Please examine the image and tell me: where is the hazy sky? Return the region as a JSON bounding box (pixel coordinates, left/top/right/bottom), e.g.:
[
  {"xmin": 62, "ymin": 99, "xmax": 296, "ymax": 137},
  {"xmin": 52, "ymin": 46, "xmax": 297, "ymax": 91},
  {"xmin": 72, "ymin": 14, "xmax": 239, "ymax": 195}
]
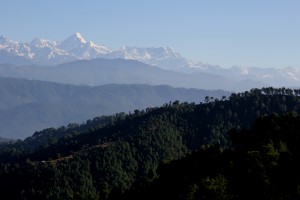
[{"xmin": 0, "ymin": 0, "xmax": 299, "ymax": 68}]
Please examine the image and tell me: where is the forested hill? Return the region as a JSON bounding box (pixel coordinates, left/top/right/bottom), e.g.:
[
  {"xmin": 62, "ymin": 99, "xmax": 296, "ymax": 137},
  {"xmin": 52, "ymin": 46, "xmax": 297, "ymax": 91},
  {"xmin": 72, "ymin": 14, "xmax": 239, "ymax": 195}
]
[
  {"xmin": 1, "ymin": 87, "xmax": 300, "ymax": 199},
  {"xmin": 129, "ymin": 113, "xmax": 300, "ymax": 199}
]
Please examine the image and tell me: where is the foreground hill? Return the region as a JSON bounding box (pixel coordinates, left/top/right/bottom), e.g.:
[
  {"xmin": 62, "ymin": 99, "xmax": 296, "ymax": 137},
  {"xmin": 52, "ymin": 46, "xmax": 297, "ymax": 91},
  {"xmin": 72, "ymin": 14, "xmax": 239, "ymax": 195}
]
[
  {"xmin": 129, "ymin": 113, "xmax": 300, "ymax": 199},
  {"xmin": 0, "ymin": 77, "xmax": 229, "ymax": 139},
  {"xmin": 0, "ymin": 88, "xmax": 300, "ymax": 199}
]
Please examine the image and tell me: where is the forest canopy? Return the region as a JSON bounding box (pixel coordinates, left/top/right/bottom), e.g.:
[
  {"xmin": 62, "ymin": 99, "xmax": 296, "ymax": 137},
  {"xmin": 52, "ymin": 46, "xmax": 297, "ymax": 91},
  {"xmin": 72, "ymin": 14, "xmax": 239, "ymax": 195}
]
[{"xmin": 1, "ymin": 87, "xmax": 300, "ymax": 199}]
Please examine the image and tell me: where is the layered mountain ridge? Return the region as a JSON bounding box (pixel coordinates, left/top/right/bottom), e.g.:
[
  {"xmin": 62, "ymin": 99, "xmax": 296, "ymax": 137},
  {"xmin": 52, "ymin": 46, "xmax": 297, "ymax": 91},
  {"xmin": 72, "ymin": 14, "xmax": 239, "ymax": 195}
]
[
  {"xmin": 0, "ymin": 58, "xmax": 265, "ymax": 91},
  {"xmin": 0, "ymin": 33, "xmax": 299, "ymax": 87},
  {"xmin": 0, "ymin": 77, "xmax": 230, "ymax": 139},
  {"xmin": 0, "ymin": 33, "xmax": 186, "ymax": 68}
]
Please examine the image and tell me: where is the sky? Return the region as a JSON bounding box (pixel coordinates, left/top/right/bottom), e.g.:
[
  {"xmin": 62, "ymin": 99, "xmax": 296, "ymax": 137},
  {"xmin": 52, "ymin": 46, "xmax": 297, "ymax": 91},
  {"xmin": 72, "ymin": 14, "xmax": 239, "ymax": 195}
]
[{"xmin": 0, "ymin": 0, "xmax": 299, "ymax": 68}]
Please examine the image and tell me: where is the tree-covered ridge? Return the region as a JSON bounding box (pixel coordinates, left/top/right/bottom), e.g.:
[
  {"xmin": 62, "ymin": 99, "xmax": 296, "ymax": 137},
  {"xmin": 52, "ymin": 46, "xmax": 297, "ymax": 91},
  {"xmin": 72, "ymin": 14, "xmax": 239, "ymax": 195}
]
[
  {"xmin": 1, "ymin": 87, "xmax": 300, "ymax": 199},
  {"xmin": 134, "ymin": 113, "xmax": 300, "ymax": 200}
]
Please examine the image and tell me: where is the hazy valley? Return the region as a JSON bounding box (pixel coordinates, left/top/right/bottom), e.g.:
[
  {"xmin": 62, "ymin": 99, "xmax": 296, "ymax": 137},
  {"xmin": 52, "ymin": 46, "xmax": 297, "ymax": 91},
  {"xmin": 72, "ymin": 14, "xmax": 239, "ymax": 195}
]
[{"xmin": 0, "ymin": 77, "xmax": 230, "ymax": 139}]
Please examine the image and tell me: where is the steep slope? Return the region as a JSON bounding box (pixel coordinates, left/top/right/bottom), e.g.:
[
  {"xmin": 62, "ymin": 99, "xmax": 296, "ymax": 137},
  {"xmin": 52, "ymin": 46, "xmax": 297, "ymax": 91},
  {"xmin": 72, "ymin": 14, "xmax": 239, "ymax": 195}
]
[{"xmin": 58, "ymin": 33, "xmax": 112, "ymax": 59}]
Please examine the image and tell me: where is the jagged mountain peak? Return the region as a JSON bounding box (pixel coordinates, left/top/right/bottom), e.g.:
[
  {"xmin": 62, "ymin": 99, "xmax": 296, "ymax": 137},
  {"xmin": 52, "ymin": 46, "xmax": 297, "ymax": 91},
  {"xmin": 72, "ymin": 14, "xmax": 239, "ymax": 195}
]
[
  {"xmin": 69, "ymin": 32, "xmax": 87, "ymax": 44},
  {"xmin": 75, "ymin": 32, "xmax": 87, "ymax": 43},
  {"xmin": 0, "ymin": 33, "xmax": 193, "ymax": 69},
  {"xmin": 120, "ymin": 45, "xmax": 175, "ymax": 52},
  {"xmin": 0, "ymin": 36, "xmax": 17, "ymax": 45},
  {"xmin": 58, "ymin": 32, "xmax": 88, "ymax": 51},
  {"xmin": 118, "ymin": 45, "xmax": 180, "ymax": 59},
  {"xmin": 30, "ymin": 38, "xmax": 57, "ymax": 48}
]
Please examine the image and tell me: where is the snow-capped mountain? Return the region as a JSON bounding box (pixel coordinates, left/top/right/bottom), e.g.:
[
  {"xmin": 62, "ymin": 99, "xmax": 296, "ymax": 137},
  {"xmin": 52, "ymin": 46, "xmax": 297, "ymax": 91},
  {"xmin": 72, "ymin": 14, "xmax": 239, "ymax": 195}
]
[
  {"xmin": 58, "ymin": 32, "xmax": 87, "ymax": 51},
  {"xmin": 108, "ymin": 46, "xmax": 194, "ymax": 71},
  {"xmin": 0, "ymin": 33, "xmax": 299, "ymax": 88},
  {"xmin": 0, "ymin": 33, "xmax": 203, "ymax": 70},
  {"xmin": 0, "ymin": 33, "xmax": 112, "ymax": 65},
  {"xmin": 58, "ymin": 33, "xmax": 112, "ymax": 59},
  {"xmin": 193, "ymin": 65, "xmax": 300, "ymax": 87}
]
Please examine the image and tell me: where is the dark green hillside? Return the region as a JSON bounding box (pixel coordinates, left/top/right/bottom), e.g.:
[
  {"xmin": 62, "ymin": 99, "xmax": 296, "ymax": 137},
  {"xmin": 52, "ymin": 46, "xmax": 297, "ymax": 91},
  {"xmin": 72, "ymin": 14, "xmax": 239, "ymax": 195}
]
[
  {"xmin": 0, "ymin": 136, "xmax": 15, "ymax": 144},
  {"xmin": 130, "ymin": 113, "xmax": 300, "ymax": 200},
  {"xmin": 0, "ymin": 87, "xmax": 300, "ymax": 199}
]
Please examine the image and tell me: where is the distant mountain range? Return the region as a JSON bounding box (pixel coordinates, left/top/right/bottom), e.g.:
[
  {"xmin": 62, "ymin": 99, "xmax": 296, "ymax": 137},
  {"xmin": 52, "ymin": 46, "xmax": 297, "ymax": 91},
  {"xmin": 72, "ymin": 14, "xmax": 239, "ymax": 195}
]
[
  {"xmin": 0, "ymin": 33, "xmax": 299, "ymax": 88},
  {"xmin": 0, "ymin": 33, "xmax": 193, "ymax": 70},
  {"xmin": 0, "ymin": 77, "xmax": 230, "ymax": 139},
  {"xmin": 194, "ymin": 65, "xmax": 300, "ymax": 88},
  {"xmin": 0, "ymin": 58, "xmax": 265, "ymax": 91}
]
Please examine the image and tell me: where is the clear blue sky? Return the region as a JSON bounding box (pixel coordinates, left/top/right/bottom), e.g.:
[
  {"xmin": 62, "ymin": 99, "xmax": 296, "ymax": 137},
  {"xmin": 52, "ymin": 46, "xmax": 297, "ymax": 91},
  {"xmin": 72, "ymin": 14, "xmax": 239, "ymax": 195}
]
[{"xmin": 1, "ymin": 0, "xmax": 299, "ymax": 68}]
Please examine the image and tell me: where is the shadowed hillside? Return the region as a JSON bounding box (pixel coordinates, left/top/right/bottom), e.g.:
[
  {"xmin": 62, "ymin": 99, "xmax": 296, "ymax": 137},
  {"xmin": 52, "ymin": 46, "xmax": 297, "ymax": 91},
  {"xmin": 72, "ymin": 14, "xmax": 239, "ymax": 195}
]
[{"xmin": 0, "ymin": 88, "xmax": 300, "ymax": 199}]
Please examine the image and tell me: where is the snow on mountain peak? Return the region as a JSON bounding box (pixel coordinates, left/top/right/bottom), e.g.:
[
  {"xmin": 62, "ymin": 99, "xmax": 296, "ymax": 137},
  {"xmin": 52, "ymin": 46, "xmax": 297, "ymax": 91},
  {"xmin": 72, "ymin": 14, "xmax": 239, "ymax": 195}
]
[
  {"xmin": 66, "ymin": 32, "xmax": 87, "ymax": 44},
  {"xmin": 240, "ymin": 66, "xmax": 249, "ymax": 75},
  {"xmin": 30, "ymin": 38, "xmax": 57, "ymax": 48},
  {"xmin": 88, "ymin": 41, "xmax": 95, "ymax": 46},
  {"xmin": 2, "ymin": 33, "xmax": 300, "ymax": 87},
  {"xmin": 74, "ymin": 32, "xmax": 86, "ymax": 43},
  {"xmin": 162, "ymin": 46, "xmax": 174, "ymax": 52},
  {"xmin": 1, "ymin": 33, "xmax": 188, "ymax": 69},
  {"xmin": 0, "ymin": 36, "xmax": 20, "ymax": 52},
  {"xmin": 117, "ymin": 46, "xmax": 179, "ymax": 60},
  {"xmin": 231, "ymin": 66, "xmax": 250, "ymax": 75},
  {"xmin": 58, "ymin": 32, "xmax": 88, "ymax": 51},
  {"xmin": 281, "ymin": 67, "xmax": 300, "ymax": 81},
  {"xmin": 0, "ymin": 33, "xmax": 214, "ymax": 72},
  {"xmin": 0, "ymin": 36, "xmax": 17, "ymax": 46}
]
